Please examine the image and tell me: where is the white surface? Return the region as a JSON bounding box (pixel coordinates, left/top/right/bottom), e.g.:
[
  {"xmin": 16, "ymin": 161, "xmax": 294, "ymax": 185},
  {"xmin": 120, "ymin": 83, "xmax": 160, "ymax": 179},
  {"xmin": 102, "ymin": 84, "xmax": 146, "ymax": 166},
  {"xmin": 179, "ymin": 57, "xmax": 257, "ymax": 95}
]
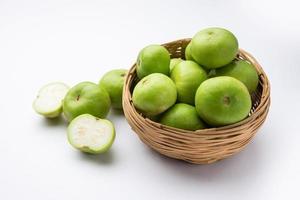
[{"xmin": 0, "ymin": 0, "xmax": 299, "ymax": 199}]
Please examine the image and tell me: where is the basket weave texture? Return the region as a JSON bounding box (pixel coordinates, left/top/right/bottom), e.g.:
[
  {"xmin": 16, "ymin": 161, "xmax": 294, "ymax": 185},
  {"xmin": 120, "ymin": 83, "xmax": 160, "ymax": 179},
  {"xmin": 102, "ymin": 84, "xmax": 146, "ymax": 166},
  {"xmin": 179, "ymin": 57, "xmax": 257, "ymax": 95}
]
[{"xmin": 123, "ymin": 38, "xmax": 270, "ymax": 164}]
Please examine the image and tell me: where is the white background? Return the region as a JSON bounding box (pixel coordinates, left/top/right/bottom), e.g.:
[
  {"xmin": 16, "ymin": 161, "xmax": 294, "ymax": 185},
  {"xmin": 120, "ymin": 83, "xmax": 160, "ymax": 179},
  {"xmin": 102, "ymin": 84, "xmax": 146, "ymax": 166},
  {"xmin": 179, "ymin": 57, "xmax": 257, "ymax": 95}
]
[{"xmin": 0, "ymin": 0, "xmax": 299, "ymax": 199}]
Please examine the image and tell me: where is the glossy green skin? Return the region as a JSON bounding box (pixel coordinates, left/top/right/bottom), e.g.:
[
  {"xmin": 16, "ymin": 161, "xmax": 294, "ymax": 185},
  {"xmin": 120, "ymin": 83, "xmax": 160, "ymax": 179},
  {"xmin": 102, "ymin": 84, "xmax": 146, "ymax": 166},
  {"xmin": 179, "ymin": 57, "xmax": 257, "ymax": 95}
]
[
  {"xmin": 171, "ymin": 61, "xmax": 207, "ymax": 105},
  {"xmin": 67, "ymin": 114, "xmax": 115, "ymax": 154},
  {"xmin": 136, "ymin": 45, "xmax": 170, "ymax": 79},
  {"xmin": 63, "ymin": 82, "xmax": 111, "ymax": 121},
  {"xmin": 160, "ymin": 103, "xmax": 205, "ymax": 131},
  {"xmin": 184, "ymin": 42, "xmax": 194, "ymax": 61},
  {"xmin": 191, "ymin": 27, "xmax": 238, "ymax": 69},
  {"xmin": 195, "ymin": 76, "xmax": 251, "ymax": 126},
  {"xmin": 214, "ymin": 60, "xmax": 259, "ymax": 93},
  {"xmin": 132, "ymin": 73, "xmax": 177, "ymax": 116},
  {"xmin": 169, "ymin": 58, "xmax": 183, "ymax": 72},
  {"xmin": 99, "ymin": 69, "xmax": 127, "ymax": 109}
]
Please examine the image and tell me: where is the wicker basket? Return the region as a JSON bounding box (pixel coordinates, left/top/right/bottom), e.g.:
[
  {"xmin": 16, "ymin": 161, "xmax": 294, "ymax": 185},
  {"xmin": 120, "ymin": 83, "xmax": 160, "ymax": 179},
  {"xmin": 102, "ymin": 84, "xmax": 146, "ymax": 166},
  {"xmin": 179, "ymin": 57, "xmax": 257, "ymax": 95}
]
[{"xmin": 123, "ymin": 38, "xmax": 270, "ymax": 164}]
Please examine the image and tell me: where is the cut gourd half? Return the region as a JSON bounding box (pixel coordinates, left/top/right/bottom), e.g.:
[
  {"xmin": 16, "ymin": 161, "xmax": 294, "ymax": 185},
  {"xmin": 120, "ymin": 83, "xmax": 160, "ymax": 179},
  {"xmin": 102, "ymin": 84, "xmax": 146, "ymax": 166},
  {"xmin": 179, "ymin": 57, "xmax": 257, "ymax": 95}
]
[
  {"xmin": 33, "ymin": 82, "xmax": 69, "ymax": 118},
  {"xmin": 67, "ymin": 114, "xmax": 115, "ymax": 154}
]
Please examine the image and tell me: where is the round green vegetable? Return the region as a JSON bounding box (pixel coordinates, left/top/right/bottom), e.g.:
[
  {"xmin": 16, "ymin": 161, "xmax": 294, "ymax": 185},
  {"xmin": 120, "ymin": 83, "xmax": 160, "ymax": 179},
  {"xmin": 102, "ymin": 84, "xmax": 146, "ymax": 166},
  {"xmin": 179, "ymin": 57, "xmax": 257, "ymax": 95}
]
[
  {"xmin": 185, "ymin": 42, "xmax": 194, "ymax": 61},
  {"xmin": 136, "ymin": 45, "xmax": 170, "ymax": 79},
  {"xmin": 195, "ymin": 76, "xmax": 251, "ymax": 126},
  {"xmin": 170, "ymin": 60, "xmax": 207, "ymax": 105},
  {"xmin": 132, "ymin": 73, "xmax": 177, "ymax": 116},
  {"xmin": 169, "ymin": 58, "xmax": 183, "ymax": 72},
  {"xmin": 160, "ymin": 103, "xmax": 205, "ymax": 130},
  {"xmin": 214, "ymin": 60, "xmax": 259, "ymax": 93},
  {"xmin": 63, "ymin": 82, "xmax": 111, "ymax": 121},
  {"xmin": 99, "ymin": 69, "xmax": 128, "ymax": 109},
  {"xmin": 191, "ymin": 27, "xmax": 238, "ymax": 69}
]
